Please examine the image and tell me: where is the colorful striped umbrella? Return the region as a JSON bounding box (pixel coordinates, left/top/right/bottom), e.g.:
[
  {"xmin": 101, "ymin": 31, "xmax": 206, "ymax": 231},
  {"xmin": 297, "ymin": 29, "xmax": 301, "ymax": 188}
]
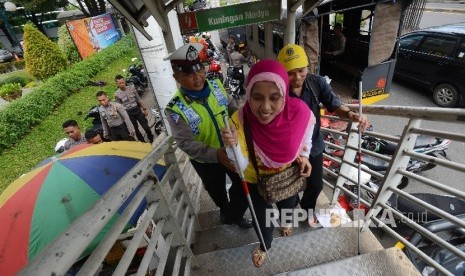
[{"xmin": 0, "ymin": 141, "xmax": 166, "ymax": 276}]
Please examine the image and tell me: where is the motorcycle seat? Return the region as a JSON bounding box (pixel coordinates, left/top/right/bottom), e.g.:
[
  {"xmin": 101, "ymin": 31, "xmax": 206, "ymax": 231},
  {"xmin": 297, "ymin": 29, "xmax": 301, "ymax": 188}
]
[
  {"xmin": 393, "ymin": 193, "xmax": 465, "ymax": 222},
  {"xmin": 414, "ymin": 136, "xmax": 440, "ymax": 149}
]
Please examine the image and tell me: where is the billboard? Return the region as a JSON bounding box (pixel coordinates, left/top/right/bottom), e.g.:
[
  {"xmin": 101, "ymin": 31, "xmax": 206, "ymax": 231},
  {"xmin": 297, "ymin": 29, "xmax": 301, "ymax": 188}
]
[{"xmin": 66, "ymin": 13, "xmax": 120, "ymax": 59}]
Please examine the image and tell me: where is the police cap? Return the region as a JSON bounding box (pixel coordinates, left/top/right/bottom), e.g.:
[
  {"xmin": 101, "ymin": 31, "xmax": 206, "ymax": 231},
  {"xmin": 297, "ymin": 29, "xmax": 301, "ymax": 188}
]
[{"xmin": 164, "ymin": 43, "xmax": 204, "ymax": 73}]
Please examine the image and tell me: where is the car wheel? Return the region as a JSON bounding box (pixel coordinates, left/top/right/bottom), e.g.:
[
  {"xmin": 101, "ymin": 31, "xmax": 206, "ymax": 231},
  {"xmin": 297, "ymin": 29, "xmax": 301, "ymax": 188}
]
[{"xmin": 433, "ymin": 83, "xmax": 458, "ymax": 107}]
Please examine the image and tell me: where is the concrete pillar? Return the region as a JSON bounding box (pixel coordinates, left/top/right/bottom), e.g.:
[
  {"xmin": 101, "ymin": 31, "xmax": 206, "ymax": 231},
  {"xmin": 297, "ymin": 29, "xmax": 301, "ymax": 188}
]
[
  {"xmin": 264, "ymin": 22, "xmax": 274, "ymax": 58},
  {"xmin": 131, "ymin": 11, "xmax": 183, "ymax": 135}
]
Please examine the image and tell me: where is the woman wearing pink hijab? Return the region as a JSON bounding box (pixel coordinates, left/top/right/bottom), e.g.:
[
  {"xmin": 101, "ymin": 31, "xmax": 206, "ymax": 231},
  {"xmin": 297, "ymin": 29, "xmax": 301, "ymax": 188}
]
[{"xmin": 221, "ymin": 59, "xmax": 315, "ymax": 267}]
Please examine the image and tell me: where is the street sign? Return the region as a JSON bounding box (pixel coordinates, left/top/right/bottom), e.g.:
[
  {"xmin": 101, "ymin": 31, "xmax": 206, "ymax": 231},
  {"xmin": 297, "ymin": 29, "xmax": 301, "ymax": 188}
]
[
  {"xmin": 178, "ymin": 0, "xmax": 281, "ymax": 35},
  {"xmin": 178, "ymin": 12, "xmax": 198, "ymax": 35}
]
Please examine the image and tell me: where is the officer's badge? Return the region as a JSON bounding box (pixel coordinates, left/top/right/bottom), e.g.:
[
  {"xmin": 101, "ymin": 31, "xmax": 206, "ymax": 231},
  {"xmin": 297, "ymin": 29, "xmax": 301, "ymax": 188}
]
[{"xmin": 186, "ymin": 45, "xmax": 199, "ymax": 61}]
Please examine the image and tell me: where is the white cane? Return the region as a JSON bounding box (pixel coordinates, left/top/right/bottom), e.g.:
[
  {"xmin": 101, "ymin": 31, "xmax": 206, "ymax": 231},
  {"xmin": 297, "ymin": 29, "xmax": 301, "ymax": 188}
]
[
  {"xmin": 222, "ymin": 113, "xmax": 271, "ymax": 262},
  {"xmin": 357, "ymin": 80, "xmax": 363, "ymax": 255}
]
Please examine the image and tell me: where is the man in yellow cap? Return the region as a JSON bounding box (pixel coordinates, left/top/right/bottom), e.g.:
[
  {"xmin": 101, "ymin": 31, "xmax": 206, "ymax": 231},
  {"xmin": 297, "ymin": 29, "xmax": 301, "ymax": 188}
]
[
  {"xmin": 277, "ymin": 44, "xmax": 369, "ymax": 223},
  {"xmin": 164, "ymin": 43, "xmax": 252, "ymax": 228}
]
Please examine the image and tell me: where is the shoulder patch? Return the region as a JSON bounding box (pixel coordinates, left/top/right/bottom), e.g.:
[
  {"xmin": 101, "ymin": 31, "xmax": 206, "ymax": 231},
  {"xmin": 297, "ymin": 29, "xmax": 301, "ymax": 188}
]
[{"xmin": 169, "ymin": 112, "xmax": 181, "ymax": 124}]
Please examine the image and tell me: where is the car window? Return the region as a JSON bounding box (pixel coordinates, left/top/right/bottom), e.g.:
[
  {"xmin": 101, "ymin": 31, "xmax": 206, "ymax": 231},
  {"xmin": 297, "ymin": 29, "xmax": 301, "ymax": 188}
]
[
  {"xmin": 457, "ymin": 38, "xmax": 465, "ymax": 62},
  {"xmin": 417, "ymin": 36, "xmax": 457, "ymax": 58},
  {"xmin": 399, "ymin": 34, "xmax": 423, "ymax": 50}
]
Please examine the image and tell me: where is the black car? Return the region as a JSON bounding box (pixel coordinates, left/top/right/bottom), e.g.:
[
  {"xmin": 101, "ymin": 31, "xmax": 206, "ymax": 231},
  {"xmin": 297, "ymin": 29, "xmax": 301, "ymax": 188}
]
[{"xmin": 395, "ymin": 23, "xmax": 465, "ymax": 107}]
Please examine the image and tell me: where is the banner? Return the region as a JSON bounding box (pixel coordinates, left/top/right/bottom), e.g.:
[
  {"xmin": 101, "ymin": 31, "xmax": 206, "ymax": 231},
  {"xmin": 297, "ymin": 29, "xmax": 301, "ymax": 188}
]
[
  {"xmin": 178, "ymin": 0, "xmax": 281, "ymax": 35},
  {"xmin": 66, "ymin": 13, "xmax": 120, "ymax": 59}
]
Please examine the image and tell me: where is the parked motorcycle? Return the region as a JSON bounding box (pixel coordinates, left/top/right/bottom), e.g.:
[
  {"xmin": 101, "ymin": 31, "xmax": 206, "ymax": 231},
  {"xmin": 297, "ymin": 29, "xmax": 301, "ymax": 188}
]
[
  {"xmin": 84, "ymin": 105, "xmax": 103, "ymax": 137},
  {"xmin": 224, "ymin": 65, "xmax": 245, "ymax": 101},
  {"xmin": 125, "ymin": 58, "xmax": 147, "ymax": 96},
  {"xmin": 150, "ymin": 109, "xmax": 166, "ymax": 136},
  {"xmin": 206, "ymin": 58, "xmax": 224, "ymax": 83},
  {"xmin": 322, "ymin": 123, "xmax": 450, "ymax": 176}
]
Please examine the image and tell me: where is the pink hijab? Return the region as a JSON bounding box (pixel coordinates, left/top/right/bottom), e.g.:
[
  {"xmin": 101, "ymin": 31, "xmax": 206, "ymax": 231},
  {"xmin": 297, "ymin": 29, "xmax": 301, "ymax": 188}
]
[{"xmin": 240, "ymin": 59, "xmax": 312, "ymax": 168}]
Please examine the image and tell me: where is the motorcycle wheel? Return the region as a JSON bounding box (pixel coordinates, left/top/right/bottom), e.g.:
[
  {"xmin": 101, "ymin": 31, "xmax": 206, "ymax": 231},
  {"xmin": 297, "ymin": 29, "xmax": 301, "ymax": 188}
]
[
  {"xmin": 136, "ymin": 84, "xmax": 145, "ymax": 96},
  {"xmin": 154, "ymin": 121, "xmax": 165, "ymax": 135}
]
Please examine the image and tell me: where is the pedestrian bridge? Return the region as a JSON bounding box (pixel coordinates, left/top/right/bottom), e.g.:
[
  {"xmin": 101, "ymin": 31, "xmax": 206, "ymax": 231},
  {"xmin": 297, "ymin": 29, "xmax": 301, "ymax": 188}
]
[{"xmin": 21, "ymin": 105, "xmax": 465, "ymax": 276}]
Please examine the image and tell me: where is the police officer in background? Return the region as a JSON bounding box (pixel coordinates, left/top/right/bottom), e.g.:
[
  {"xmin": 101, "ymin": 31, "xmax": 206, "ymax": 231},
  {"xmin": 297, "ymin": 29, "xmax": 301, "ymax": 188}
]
[
  {"xmin": 62, "ymin": 119, "xmax": 87, "ymax": 151},
  {"xmin": 164, "ymin": 43, "xmax": 252, "ymax": 228},
  {"xmin": 96, "ymin": 91, "xmax": 136, "ymax": 141},
  {"xmin": 114, "ymin": 75, "xmax": 154, "ymax": 143}
]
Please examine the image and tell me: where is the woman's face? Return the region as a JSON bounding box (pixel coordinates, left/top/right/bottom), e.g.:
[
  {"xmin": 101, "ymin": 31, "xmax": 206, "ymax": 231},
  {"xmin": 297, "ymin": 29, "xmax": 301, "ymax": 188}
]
[
  {"xmin": 287, "ymin": 67, "xmax": 308, "ymax": 89},
  {"xmin": 249, "ymin": 81, "xmax": 284, "ymax": 124}
]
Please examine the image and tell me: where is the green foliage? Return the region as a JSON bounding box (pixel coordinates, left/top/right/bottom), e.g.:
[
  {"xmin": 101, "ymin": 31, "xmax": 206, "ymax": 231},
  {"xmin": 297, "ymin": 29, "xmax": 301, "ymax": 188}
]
[
  {"xmin": 13, "ymin": 60, "xmax": 26, "ymax": 70},
  {"xmin": 0, "ymin": 60, "xmax": 26, "ymax": 74},
  {"xmin": 0, "ymin": 35, "xmax": 136, "ymax": 152},
  {"xmin": 0, "ymin": 63, "xmax": 14, "ymax": 74},
  {"xmin": 57, "ymin": 25, "xmax": 81, "ymax": 64},
  {"xmin": 0, "ymin": 82, "xmax": 21, "ymax": 97},
  {"xmin": 23, "ymin": 23, "xmax": 67, "ymax": 80},
  {"xmin": 184, "ymin": 0, "xmax": 195, "ymax": 6},
  {"xmin": 18, "ymin": 0, "xmax": 68, "ymax": 13},
  {"xmin": 16, "ymin": 0, "xmax": 68, "ymax": 32},
  {"xmin": 0, "ymin": 72, "xmax": 34, "ymax": 87},
  {"xmin": 25, "ymin": 80, "xmax": 39, "ymax": 88},
  {"xmin": 0, "ymin": 45, "xmax": 138, "ymax": 193}
]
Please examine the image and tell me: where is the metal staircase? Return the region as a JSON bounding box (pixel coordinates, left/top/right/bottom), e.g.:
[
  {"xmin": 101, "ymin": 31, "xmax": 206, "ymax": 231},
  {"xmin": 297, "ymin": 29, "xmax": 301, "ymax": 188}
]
[{"xmin": 20, "ymin": 105, "xmax": 465, "ymax": 275}]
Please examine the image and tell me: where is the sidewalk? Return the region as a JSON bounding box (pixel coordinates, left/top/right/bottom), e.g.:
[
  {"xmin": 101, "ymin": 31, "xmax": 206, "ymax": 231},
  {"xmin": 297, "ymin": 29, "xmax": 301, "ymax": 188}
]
[{"xmin": 424, "ymin": 3, "xmax": 465, "ymax": 13}]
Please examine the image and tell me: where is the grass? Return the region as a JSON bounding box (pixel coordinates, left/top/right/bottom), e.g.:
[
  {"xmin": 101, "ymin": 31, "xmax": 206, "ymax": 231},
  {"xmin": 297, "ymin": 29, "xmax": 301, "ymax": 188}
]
[{"xmin": 0, "ymin": 47, "xmax": 141, "ymax": 193}]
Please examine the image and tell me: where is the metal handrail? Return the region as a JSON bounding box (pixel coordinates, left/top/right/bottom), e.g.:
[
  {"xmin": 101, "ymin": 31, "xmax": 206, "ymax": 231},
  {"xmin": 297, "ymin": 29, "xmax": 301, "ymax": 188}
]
[
  {"xmin": 20, "ymin": 133, "xmax": 201, "ymax": 275},
  {"xmin": 328, "ymin": 104, "xmax": 465, "ymax": 275}
]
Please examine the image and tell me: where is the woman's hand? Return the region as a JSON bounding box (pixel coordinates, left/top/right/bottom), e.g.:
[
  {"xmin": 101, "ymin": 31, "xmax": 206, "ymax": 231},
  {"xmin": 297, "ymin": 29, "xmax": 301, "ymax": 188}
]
[
  {"xmin": 296, "ymin": 156, "xmax": 312, "ymax": 177},
  {"xmin": 221, "ymin": 126, "xmax": 238, "ymax": 147}
]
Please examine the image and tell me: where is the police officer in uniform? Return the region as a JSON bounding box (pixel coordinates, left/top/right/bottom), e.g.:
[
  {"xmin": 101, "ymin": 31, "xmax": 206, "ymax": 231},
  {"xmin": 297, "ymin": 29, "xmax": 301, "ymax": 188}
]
[
  {"xmin": 62, "ymin": 119, "xmax": 87, "ymax": 151},
  {"xmin": 96, "ymin": 91, "xmax": 136, "ymax": 141},
  {"xmin": 164, "ymin": 43, "xmax": 252, "ymax": 228},
  {"xmin": 114, "ymin": 75, "xmax": 154, "ymax": 143}
]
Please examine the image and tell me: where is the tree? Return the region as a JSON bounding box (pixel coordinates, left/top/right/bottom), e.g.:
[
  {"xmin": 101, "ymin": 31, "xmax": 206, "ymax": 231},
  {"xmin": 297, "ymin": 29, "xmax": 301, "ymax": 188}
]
[
  {"xmin": 67, "ymin": 0, "xmax": 106, "ymax": 17},
  {"xmin": 57, "ymin": 24, "xmax": 81, "ymax": 65},
  {"xmin": 23, "ymin": 23, "xmax": 67, "ymax": 80},
  {"xmin": 16, "ymin": 0, "xmax": 68, "ymax": 34}
]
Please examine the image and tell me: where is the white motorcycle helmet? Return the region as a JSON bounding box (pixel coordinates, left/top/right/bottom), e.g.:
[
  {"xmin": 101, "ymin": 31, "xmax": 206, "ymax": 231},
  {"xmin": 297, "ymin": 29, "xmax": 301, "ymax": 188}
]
[{"xmin": 55, "ymin": 138, "xmax": 68, "ymax": 153}]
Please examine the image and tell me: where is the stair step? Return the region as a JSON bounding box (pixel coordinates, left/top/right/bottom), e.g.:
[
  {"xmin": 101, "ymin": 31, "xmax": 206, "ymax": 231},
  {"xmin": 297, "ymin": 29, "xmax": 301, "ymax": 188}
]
[
  {"xmin": 197, "ymin": 209, "xmax": 223, "ymax": 230},
  {"xmin": 193, "ymin": 220, "xmax": 318, "ymax": 255},
  {"xmin": 276, "ymin": 247, "xmax": 420, "ymax": 276},
  {"xmin": 192, "ymin": 225, "xmax": 384, "ymax": 276}
]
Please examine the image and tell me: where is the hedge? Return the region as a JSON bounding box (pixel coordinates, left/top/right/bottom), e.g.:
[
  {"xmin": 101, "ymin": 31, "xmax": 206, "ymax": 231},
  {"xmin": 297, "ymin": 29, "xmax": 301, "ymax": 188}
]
[
  {"xmin": 0, "ymin": 36, "xmax": 135, "ymax": 152},
  {"xmin": 0, "ymin": 71, "xmax": 34, "ymax": 87},
  {"xmin": 0, "ymin": 60, "xmax": 26, "ymax": 74}
]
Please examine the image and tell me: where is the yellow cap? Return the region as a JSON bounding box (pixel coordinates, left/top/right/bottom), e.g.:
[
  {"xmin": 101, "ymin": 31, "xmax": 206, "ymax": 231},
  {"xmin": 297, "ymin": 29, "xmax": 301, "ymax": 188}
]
[{"xmin": 277, "ymin": 44, "xmax": 309, "ymax": 72}]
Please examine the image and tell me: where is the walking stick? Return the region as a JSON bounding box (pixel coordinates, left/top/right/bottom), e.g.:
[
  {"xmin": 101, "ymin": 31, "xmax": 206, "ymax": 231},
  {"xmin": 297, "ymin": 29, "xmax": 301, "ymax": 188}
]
[
  {"xmin": 356, "ymin": 80, "xmax": 363, "ymax": 255},
  {"xmin": 222, "ymin": 113, "xmax": 270, "ymax": 262}
]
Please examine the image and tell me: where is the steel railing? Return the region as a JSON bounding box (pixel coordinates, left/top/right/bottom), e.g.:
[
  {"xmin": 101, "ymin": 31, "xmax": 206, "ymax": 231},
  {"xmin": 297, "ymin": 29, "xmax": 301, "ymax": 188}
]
[
  {"xmin": 323, "ymin": 104, "xmax": 465, "ymax": 276},
  {"xmin": 20, "ymin": 133, "xmax": 202, "ymax": 276},
  {"xmin": 18, "ymin": 104, "xmax": 465, "ymax": 275}
]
